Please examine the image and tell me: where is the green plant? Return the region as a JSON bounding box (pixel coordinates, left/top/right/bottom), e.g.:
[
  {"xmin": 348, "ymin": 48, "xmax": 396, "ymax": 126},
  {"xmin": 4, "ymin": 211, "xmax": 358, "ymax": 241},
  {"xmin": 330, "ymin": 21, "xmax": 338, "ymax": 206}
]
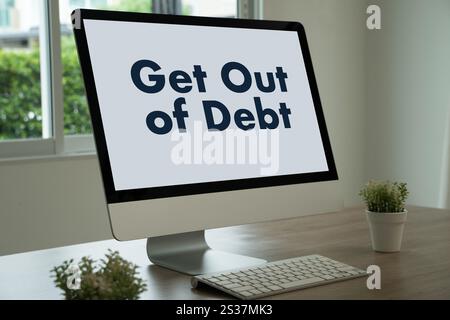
[
  {"xmin": 359, "ymin": 180, "xmax": 409, "ymax": 213},
  {"xmin": 0, "ymin": 40, "xmax": 91, "ymax": 139},
  {"xmin": 51, "ymin": 250, "xmax": 147, "ymax": 300}
]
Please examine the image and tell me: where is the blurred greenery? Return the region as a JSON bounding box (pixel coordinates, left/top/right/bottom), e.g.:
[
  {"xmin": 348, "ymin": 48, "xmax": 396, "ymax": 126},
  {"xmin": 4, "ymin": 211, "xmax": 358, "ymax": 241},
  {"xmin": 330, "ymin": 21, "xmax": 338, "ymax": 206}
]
[
  {"xmin": 62, "ymin": 0, "xmax": 157, "ymax": 136},
  {"xmin": 108, "ymin": 0, "xmax": 153, "ymax": 13},
  {"xmin": 108, "ymin": 0, "xmax": 192, "ymax": 15},
  {"xmin": 0, "ymin": 0, "xmax": 194, "ymax": 140},
  {"xmin": 0, "ymin": 46, "xmax": 43, "ymax": 139},
  {"xmin": 61, "ymin": 36, "xmax": 92, "ymax": 135},
  {"xmin": 0, "ymin": 37, "xmax": 93, "ymax": 140}
]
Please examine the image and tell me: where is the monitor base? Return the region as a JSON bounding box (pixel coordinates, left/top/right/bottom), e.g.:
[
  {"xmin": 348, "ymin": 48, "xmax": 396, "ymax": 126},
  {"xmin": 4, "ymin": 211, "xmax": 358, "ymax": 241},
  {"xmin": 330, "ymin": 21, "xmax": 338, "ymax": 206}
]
[{"xmin": 146, "ymin": 230, "xmax": 267, "ymax": 275}]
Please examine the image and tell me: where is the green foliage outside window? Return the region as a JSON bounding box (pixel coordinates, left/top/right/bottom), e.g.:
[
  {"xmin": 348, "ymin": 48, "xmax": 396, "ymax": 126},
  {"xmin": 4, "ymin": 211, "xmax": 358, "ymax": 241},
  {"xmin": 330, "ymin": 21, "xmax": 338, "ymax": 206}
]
[
  {"xmin": 108, "ymin": 0, "xmax": 152, "ymax": 13},
  {"xmin": 0, "ymin": 38, "xmax": 92, "ymax": 140},
  {"xmin": 0, "ymin": 47, "xmax": 43, "ymax": 139},
  {"xmin": 61, "ymin": 36, "xmax": 92, "ymax": 135},
  {"xmin": 0, "ymin": 0, "xmax": 198, "ymax": 140}
]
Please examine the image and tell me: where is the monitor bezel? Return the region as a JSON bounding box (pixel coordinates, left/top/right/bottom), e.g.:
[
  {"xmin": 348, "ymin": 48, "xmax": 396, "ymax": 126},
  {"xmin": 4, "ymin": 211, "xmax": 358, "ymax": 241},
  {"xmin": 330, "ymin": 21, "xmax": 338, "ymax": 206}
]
[{"xmin": 73, "ymin": 9, "xmax": 338, "ymax": 204}]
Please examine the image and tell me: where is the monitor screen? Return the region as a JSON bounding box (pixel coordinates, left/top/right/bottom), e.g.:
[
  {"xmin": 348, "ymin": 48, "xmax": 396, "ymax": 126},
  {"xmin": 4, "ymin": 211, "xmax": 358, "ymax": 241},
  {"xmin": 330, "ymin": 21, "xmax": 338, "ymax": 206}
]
[{"xmin": 76, "ymin": 11, "xmax": 337, "ymax": 201}]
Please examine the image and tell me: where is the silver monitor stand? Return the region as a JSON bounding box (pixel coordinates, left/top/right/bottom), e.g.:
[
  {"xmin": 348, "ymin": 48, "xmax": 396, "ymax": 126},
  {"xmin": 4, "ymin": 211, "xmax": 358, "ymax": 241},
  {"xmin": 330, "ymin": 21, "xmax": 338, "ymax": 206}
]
[{"xmin": 147, "ymin": 230, "xmax": 267, "ymax": 275}]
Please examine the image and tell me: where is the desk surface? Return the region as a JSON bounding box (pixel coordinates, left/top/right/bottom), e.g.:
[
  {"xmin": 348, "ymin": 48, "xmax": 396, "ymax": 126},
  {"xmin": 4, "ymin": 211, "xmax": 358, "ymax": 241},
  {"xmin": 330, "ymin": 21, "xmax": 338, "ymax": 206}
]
[{"xmin": 1, "ymin": 206, "xmax": 449, "ymax": 300}]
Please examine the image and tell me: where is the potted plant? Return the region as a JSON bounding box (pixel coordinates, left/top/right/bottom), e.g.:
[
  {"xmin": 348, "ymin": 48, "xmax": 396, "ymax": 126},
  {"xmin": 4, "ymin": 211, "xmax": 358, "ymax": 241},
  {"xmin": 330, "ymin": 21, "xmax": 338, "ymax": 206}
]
[
  {"xmin": 359, "ymin": 180, "xmax": 409, "ymax": 252},
  {"xmin": 51, "ymin": 250, "xmax": 147, "ymax": 300}
]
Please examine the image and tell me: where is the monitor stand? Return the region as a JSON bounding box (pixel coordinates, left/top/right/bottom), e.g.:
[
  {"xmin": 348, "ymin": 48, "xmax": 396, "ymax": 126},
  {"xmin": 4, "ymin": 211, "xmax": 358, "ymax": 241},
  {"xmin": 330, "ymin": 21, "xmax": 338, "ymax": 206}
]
[{"xmin": 147, "ymin": 230, "xmax": 267, "ymax": 275}]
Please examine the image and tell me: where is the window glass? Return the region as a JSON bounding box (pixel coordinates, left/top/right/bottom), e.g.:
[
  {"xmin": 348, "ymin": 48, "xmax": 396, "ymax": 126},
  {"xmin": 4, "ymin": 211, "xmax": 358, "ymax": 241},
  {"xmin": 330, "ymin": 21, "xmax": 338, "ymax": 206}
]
[
  {"xmin": 0, "ymin": 0, "xmax": 43, "ymax": 140},
  {"xmin": 60, "ymin": 0, "xmax": 237, "ymax": 136},
  {"xmin": 183, "ymin": 0, "xmax": 236, "ymax": 17},
  {"xmin": 59, "ymin": 0, "xmax": 153, "ymax": 135}
]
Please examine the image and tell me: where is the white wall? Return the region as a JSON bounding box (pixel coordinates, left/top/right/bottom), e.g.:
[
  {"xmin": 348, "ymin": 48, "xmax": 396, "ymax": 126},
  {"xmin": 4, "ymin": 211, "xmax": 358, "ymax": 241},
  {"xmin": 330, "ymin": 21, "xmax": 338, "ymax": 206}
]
[
  {"xmin": 366, "ymin": 0, "xmax": 450, "ymax": 207},
  {"xmin": 264, "ymin": 0, "xmax": 368, "ymax": 206},
  {"xmin": 0, "ymin": 156, "xmax": 112, "ymax": 255}
]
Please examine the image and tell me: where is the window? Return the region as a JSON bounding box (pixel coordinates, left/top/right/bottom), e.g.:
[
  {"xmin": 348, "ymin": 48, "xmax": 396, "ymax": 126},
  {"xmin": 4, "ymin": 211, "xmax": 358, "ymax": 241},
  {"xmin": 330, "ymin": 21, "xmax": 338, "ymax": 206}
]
[
  {"xmin": 59, "ymin": 0, "xmax": 236, "ymax": 137},
  {"xmin": 59, "ymin": 0, "xmax": 154, "ymax": 136},
  {"xmin": 183, "ymin": 0, "xmax": 237, "ymax": 18},
  {"xmin": 0, "ymin": 0, "xmax": 11, "ymax": 28},
  {"xmin": 0, "ymin": 0, "xmax": 14, "ymax": 28},
  {"xmin": 0, "ymin": 0, "xmax": 257, "ymax": 158},
  {"xmin": 69, "ymin": 0, "xmax": 107, "ymax": 8},
  {"xmin": 0, "ymin": 0, "xmax": 44, "ymax": 140}
]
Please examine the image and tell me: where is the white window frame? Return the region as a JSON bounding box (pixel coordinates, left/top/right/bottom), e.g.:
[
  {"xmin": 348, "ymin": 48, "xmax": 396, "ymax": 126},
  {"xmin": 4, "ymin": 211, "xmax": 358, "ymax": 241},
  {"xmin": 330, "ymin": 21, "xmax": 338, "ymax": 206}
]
[{"xmin": 0, "ymin": 0, "xmax": 262, "ymax": 159}]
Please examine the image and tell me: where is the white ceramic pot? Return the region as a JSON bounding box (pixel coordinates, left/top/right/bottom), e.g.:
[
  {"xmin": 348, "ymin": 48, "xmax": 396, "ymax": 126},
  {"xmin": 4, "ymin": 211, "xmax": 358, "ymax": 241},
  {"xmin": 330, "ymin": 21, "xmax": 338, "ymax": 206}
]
[{"xmin": 366, "ymin": 210, "xmax": 407, "ymax": 252}]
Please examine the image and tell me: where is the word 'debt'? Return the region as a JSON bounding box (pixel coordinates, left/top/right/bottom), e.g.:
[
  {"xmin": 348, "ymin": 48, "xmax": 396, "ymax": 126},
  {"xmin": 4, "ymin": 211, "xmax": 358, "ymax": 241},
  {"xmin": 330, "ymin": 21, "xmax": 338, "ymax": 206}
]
[{"xmin": 130, "ymin": 60, "xmax": 293, "ymax": 135}]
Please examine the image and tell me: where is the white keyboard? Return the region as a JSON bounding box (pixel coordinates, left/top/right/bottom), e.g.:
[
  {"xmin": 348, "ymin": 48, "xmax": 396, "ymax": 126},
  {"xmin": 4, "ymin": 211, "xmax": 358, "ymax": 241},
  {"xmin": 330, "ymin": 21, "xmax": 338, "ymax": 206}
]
[{"xmin": 191, "ymin": 254, "xmax": 366, "ymax": 299}]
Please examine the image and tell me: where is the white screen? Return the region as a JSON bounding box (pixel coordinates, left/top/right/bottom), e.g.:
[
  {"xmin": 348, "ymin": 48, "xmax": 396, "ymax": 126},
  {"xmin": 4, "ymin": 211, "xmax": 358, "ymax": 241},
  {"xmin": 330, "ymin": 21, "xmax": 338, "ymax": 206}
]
[{"xmin": 83, "ymin": 19, "xmax": 329, "ymax": 191}]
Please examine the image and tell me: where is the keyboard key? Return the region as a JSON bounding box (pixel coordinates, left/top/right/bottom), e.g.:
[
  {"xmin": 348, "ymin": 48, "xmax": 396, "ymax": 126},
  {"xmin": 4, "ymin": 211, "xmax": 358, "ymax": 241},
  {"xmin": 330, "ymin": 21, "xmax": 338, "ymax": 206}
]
[
  {"xmin": 239, "ymin": 291, "xmax": 253, "ymax": 297},
  {"xmin": 347, "ymin": 270, "xmax": 361, "ymax": 275},
  {"xmin": 338, "ymin": 266, "xmax": 355, "ymax": 271},
  {"xmin": 281, "ymin": 277, "xmax": 324, "ymax": 289},
  {"xmin": 250, "ymin": 289, "xmax": 262, "ymax": 295},
  {"xmin": 268, "ymin": 285, "xmax": 283, "ymax": 291},
  {"xmin": 234, "ymin": 285, "xmax": 255, "ymax": 292},
  {"xmin": 223, "ymin": 283, "xmax": 241, "ymax": 289},
  {"xmin": 313, "ymin": 273, "xmax": 324, "ymax": 277}
]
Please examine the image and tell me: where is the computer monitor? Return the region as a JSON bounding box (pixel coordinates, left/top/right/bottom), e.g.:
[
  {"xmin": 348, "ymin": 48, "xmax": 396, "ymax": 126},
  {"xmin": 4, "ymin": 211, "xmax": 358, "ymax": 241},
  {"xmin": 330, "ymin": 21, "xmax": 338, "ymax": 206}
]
[{"xmin": 73, "ymin": 9, "xmax": 339, "ymax": 275}]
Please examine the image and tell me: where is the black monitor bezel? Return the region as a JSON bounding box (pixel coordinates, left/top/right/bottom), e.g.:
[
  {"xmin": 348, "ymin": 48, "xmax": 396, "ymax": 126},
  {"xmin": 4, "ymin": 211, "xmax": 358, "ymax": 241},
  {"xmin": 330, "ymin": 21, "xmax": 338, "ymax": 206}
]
[{"xmin": 73, "ymin": 9, "xmax": 338, "ymax": 204}]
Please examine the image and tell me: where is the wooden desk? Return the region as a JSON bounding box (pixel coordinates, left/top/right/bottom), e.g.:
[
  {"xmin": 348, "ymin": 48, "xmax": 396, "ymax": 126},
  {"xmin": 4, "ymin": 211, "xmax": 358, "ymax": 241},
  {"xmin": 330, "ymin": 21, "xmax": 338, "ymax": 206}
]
[{"xmin": 1, "ymin": 206, "xmax": 449, "ymax": 299}]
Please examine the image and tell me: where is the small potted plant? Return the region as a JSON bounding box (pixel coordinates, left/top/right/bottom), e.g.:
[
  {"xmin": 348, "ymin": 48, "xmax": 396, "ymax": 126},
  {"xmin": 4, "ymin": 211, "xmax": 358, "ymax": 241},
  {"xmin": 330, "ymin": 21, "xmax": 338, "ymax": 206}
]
[
  {"xmin": 359, "ymin": 180, "xmax": 409, "ymax": 252},
  {"xmin": 51, "ymin": 250, "xmax": 147, "ymax": 300}
]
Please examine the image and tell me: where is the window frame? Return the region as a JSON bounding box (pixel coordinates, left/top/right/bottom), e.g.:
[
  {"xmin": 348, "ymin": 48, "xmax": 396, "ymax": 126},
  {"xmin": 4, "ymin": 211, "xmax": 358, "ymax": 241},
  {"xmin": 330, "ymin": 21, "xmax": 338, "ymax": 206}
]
[{"xmin": 0, "ymin": 0, "xmax": 262, "ymax": 159}]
